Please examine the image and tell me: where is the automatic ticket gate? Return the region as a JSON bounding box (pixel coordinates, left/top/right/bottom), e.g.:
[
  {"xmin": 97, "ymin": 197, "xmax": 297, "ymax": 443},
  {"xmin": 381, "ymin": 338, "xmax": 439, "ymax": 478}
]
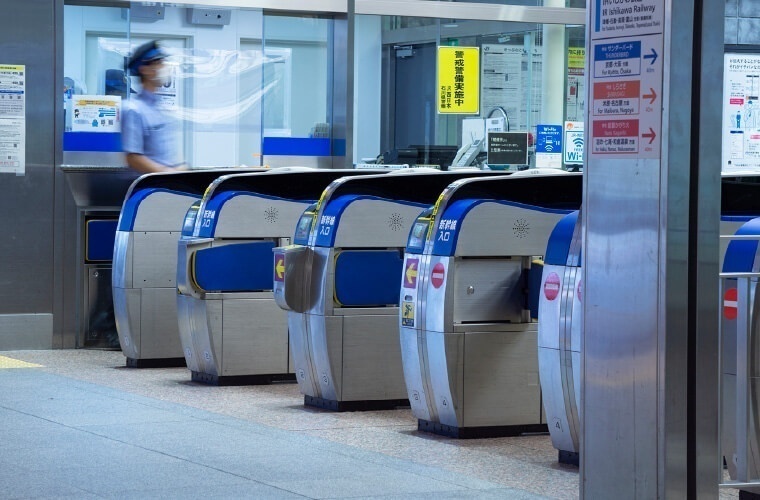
[
  {"xmin": 538, "ymin": 174, "xmax": 760, "ymax": 466},
  {"xmin": 176, "ymin": 169, "xmax": 377, "ymax": 385},
  {"xmin": 113, "ymin": 170, "xmax": 260, "ymax": 368},
  {"xmin": 721, "ymin": 219, "xmax": 760, "ymax": 496},
  {"xmin": 273, "ymin": 170, "xmax": 500, "ymax": 411},
  {"xmin": 537, "ymin": 211, "xmax": 582, "ymax": 464},
  {"xmin": 400, "ymin": 171, "xmax": 582, "ymax": 437}
]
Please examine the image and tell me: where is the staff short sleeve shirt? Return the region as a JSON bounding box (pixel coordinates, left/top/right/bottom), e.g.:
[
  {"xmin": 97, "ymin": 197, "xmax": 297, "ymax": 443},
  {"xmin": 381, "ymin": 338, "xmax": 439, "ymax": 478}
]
[{"xmin": 122, "ymin": 90, "xmax": 180, "ymax": 167}]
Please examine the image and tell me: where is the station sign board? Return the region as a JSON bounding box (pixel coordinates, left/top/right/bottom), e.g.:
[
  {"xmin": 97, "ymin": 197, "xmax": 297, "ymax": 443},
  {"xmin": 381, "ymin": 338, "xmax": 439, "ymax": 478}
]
[{"xmin": 589, "ymin": 0, "xmax": 664, "ymax": 160}]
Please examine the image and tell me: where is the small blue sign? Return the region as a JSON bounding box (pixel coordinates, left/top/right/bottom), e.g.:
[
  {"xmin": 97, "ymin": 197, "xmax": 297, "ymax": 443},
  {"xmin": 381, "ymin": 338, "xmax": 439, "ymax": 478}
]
[
  {"xmin": 535, "ymin": 125, "xmax": 563, "ymax": 154},
  {"xmin": 594, "ymin": 41, "xmax": 641, "ymax": 61}
]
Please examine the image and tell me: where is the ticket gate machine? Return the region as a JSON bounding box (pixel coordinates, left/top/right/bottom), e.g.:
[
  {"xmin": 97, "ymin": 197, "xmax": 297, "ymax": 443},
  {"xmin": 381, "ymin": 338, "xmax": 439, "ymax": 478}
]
[
  {"xmin": 176, "ymin": 169, "xmax": 378, "ymax": 385},
  {"xmin": 113, "ymin": 170, "xmax": 260, "ymax": 367},
  {"xmin": 273, "ymin": 170, "xmax": 501, "ymax": 411},
  {"xmin": 537, "ymin": 211, "xmax": 582, "ymax": 464},
  {"xmin": 538, "ymin": 174, "xmax": 760, "ymax": 465},
  {"xmin": 721, "ymin": 219, "xmax": 760, "ymax": 496},
  {"xmin": 400, "ymin": 171, "xmax": 582, "ymax": 437}
]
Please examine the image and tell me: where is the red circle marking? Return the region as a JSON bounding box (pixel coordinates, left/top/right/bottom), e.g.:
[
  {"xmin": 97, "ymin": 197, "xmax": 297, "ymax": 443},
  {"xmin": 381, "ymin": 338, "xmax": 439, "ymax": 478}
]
[
  {"xmin": 544, "ymin": 272, "xmax": 561, "ymax": 301},
  {"xmin": 724, "ymin": 287, "xmax": 738, "ymax": 320},
  {"xmin": 431, "ymin": 263, "xmax": 446, "ymax": 289}
]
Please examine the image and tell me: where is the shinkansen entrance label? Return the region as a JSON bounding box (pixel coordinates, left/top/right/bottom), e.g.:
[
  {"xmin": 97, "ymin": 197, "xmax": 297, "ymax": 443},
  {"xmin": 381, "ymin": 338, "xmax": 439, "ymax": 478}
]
[{"xmin": 589, "ymin": 0, "xmax": 664, "ymax": 159}]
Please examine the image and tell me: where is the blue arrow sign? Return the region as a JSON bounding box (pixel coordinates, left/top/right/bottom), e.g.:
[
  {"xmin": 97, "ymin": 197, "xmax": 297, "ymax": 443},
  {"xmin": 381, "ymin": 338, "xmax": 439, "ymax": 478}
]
[{"xmin": 643, "ymin": 48, "xmax": 658, "ymax": 65}]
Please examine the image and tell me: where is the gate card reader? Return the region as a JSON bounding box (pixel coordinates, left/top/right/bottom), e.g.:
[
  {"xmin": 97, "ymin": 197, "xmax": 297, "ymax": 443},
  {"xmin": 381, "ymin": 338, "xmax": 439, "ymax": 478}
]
[
  {"xmin": 113, "ymin": 169, "xmax": 262, "ymax": 368},
  {"xmin": 400, "ymin": 170, "xmax": 582, "ymax": 438},
  {"xmin": 176, "ymin": 169, "xmax": 381, "ymax": 385},
  {"xmin": 273, "ymin": 170, "xmax": 505, "ymax": 411}
]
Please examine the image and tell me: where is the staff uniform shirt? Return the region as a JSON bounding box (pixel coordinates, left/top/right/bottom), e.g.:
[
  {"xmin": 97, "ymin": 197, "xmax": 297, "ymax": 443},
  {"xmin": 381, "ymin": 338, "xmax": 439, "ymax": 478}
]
[{"xmin": 122, "ymin": 89, "xmax": 180, "ymax": 167}]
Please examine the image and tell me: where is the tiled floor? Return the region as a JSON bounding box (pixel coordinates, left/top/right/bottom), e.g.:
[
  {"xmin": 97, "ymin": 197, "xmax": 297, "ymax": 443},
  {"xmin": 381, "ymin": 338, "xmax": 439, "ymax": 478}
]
[{"xmin": 0, "ymin": 350, "xmax": 740, "ymax": 499}]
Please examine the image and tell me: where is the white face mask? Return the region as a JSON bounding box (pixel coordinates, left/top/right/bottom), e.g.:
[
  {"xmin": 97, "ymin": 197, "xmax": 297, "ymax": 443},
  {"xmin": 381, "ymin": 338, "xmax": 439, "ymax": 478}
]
[{"xmin": 155, "ymin": 65, "xmax": 172, "ymax": 87}]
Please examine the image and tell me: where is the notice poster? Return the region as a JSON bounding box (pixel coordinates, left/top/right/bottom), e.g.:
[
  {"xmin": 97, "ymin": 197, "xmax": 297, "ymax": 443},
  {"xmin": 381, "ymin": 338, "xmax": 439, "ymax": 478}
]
[
  {"xmin": 0, "ymin": 64, "xmax": 25, "ymax": 174},
  {"xmin": 567, "ymin": 47, "xmax": 586, "ymax": 122},
  {"xmin": 481, "ymin": 45, "xmax": 523, "ymax": 128},
  {"xmin": 437, "ymin": 46, "xmax": 480, "ymax": 114},
  {"xmin": 481, "ymin": 44, "xmax": 543, "ymax": 132},
  {"xmin": 722, "ymin": 54, "xmax": 760, "ymax": 172},
  {"xmin": 71, "ymin": 95, "xmax": 121, "ymax": 133}
]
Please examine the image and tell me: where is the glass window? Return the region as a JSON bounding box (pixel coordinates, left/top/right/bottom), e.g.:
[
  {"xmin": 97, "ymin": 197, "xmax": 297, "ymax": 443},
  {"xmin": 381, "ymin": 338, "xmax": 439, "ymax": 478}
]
[
  {"xmin": 63, "ymin": 4, "xmax": 334, "ymax": 168},
  {"xmin": 354, "ymin": 14, "xmax": 586, "ymax": 170},
  {"xmin": 262, "ymin": 15, "xmax": 332, "ymax": 162}
]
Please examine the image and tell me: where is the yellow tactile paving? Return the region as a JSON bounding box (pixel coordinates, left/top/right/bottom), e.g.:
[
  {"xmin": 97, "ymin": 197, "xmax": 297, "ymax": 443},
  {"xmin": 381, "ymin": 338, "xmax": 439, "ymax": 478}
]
[{"xmin": 0, "ymin": 355, "xmax": 42, "ymax": 369}]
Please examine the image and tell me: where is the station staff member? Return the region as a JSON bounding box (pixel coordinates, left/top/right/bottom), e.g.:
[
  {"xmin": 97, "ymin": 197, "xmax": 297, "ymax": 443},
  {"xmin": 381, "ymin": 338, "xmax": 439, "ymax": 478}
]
[{"xmin": 122, "ymin": 41, "xmax": 185, "ymax": 173}]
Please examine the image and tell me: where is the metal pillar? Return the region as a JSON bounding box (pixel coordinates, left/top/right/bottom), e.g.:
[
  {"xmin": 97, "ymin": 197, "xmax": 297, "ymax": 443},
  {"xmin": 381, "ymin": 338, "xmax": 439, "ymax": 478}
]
[{"xmin": 581, "ymin": 0, "xmax": 723, "ymax": 498}]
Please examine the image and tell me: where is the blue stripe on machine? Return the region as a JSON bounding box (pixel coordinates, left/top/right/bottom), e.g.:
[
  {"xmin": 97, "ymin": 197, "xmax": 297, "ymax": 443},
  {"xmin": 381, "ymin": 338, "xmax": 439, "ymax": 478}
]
[
  {"xmin": 544, "ymin": 211, "xmax": 580, "ymax": 266},
  {"xmin": 118, "ymin": 188, "xmax": 199, "ymax": 231},
  {"xmin": 314, "ymin": 195, "xmax": 427, "ymax": 248},
  {"xmin": 192, "ymin": 241, "xmax": 276, "ymax": 292},
  {"xmin": 334, "ymin": 250, "xmax": 404, "ymax": 307},
  {"xmin": 432, "ymin": 199, "xmax": 574, "ymax": 257},
  {"xmin": 196, "ymin": 192, "xmax": 317, "ymax": 238},
  {"xmin": 723, "ymin": 216, "xmax": 760, "ymax": 273}
]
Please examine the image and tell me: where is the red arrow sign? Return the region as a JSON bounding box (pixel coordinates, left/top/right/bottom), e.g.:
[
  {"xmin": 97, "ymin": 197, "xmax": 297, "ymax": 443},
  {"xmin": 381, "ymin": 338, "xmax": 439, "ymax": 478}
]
[
  {"xmin": 642, "ymin": 127, "xmax": 656, "ymax": 144},
  {"xmin": 643, "ymin": 88, "xmax": 657, "ymax": 104}
]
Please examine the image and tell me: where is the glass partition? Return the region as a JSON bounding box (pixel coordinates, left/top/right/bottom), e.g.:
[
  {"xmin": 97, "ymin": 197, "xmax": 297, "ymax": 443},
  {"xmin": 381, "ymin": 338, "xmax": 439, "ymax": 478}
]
[
  {"xmin": 63, "ymin": 3, "xmax": 334, "ymax": 168},
  {"xmin": 355, "ymin": 14, "xmax": 586, "ymax": 170},
  {"xmin": 261, "ymin": 14, "xmax": 332, "ymax": 161}
]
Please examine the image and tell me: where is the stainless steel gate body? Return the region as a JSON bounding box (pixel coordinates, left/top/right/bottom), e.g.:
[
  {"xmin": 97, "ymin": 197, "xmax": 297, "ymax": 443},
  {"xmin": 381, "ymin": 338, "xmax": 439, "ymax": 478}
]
[
  {"xmin": 176, "ymin": 169, "xmax": 371, "ymax": 385},
  {"xmin": 400, "ymin": 170, "xmax": 582, "ymax": 437},
  {"xmin": 274, "ymin": 170, "xmax": 501, "ymax": 410},
  {"xmin": 113, "ymin": 170, "xmax": 249, "ymax": 367}
]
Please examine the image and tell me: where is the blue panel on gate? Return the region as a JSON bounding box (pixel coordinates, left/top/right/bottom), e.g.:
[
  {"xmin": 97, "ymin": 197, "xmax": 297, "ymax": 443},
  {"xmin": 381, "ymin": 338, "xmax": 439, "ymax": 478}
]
[
  {"xmin": 193, "ymin": 241, "xmax": 275, "ymax": 292},
  {"xmin": 723, "ymin": 216, "xmax": 760, "ymax": 273},
  {"xmin": 334, "ymin": 250, "xmax": 404, "ymax": 307},
  {"xmin": 86, "ymin": 219, "xmax": 118, "ymax": 262},
  {"xmin": 544, "ymin": 211, "xmax": 580, "ymax": 266}
]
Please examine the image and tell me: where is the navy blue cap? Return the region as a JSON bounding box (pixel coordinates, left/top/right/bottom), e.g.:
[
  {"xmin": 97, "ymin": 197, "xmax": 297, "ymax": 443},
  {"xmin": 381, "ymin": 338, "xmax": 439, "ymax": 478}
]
[{"xmin": 126, "ymin": 41, "xmax": 167, "ymax": 73}]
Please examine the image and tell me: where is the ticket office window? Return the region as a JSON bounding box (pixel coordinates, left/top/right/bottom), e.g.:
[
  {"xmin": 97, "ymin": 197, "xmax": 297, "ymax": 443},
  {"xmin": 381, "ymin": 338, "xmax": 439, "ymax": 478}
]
[
  {"xmin": 63, "ymin": 4, "xmax": 333, "ymax": 168},
  {"xmin": 354, "ymin": 14, "xmax": 586, "ymax": 170}
]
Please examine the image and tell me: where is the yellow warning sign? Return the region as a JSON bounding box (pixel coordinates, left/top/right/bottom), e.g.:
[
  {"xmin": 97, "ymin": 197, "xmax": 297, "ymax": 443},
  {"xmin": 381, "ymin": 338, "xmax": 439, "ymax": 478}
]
[
  {"xmin": 437, "ymin": 46, "xmax": 479, "ymax": 114},
  {"xmin": 0, "ymin": 355, "xmax": 42, "ymax": 369},
  {"xmin": 568, "ymin": 47, "xmax": 586, "ymax": 70}
]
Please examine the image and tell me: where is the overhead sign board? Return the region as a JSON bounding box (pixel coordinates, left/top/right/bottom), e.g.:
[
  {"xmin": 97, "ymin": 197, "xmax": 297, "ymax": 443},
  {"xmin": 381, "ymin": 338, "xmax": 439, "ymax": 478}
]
[{"xmin": 437, "ymin": 46, "xmax": 479, "ymax": 114}]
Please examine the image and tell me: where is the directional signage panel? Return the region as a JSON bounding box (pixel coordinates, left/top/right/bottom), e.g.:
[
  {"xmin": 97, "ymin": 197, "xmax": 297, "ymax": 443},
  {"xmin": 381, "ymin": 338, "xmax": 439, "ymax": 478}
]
[
  {"xmin": 589, "ymin": 0, "xmax": 664, "ymax": 160},
  {"xmin": 593, "ymin": 0, "xmax": 664, "ymax": 39}
]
